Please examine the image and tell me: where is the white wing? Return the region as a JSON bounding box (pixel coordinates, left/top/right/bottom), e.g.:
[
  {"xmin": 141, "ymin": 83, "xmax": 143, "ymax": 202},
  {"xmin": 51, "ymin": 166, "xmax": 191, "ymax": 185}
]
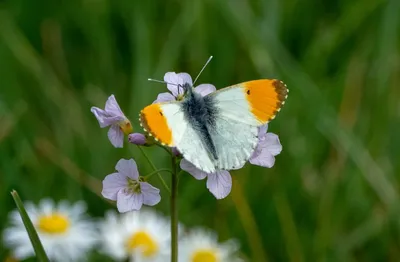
[
  {"xmin": 140, "ymin": 102, "xmax": 216, "ymax": 173},
  {"xmin": 210, "ymin": 115, "xmax": 258, "ymax": 170},
  {"xmin": 209, "ymin": 79, "xmax": 288, "ymax": 125},
  {"xmin": 207, "ymin": 79, "xmax": 288, "ymax": 170}
]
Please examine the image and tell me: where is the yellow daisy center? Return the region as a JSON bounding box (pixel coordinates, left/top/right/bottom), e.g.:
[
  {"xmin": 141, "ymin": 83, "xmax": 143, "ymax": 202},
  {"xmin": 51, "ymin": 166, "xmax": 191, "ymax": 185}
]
[
  {"xmin": 126, "ymin": 231, "xmax": 158, "ymax": 257},
  {"xmin": 192, "ymin": 249, "xmax": 219, "ymax": 262},
  {"xmin": 37, "ymin": 213, "xmax": 70, "ymax": 234}
]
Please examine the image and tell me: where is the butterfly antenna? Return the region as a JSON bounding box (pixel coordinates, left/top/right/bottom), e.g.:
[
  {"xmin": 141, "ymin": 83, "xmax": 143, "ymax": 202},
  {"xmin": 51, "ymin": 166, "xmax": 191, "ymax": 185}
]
[
  {"xmin": 147, "ymin": 78, "xmax": 179, "ymax": 87},
  {"xmin": 193, "ymin": 56, "xmax": 213, "ymax": 85}
]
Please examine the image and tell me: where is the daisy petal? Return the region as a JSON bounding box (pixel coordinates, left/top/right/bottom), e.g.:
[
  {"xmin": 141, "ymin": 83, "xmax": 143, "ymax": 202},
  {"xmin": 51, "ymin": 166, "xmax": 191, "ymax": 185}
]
[
  {"xmin": 70, "ymin": 201, "xmax": 87, "ymax": 217},
  {"xmin": 39, "ymin": 198, "xmax": 54, "ymax": 215},
  {"xmin": 206, "ymin": 171, "xmax": 232, "ymax": 199},
  {"xmin": 180, "ymin": 159, "xmax": 207, "ymax": 180},
  {"xmin": 91, "ymin": 107, "xmax": 122, "ymax": 128},
  {"xmin": 194, "ymin": 84, "xmax": 216, "ymax": 96},
  {"xmin": 105, "ymin": 95, "xmax": 124, "ymax": 117},
  {"xmin": 13, "ymin": 244, "xmax": 33, "ymax": 260},
  {"xmin": 140, "ymin": 182, "xmax": 161, "ymax": 206},
  {"xmin": 249, "ymin": 150, "xmax": 275, "ymax": 168},
  {"xmin": 117, "ymin": 191, "xmax": 144, "ymax": 212},
  {"xmin": 153, "ymin": 92, "xmax": 176, "ymax": 103},
  {"xmin": 115, "ymin": 159, "xmax": 139, "ymax": 180},
  {"xmin": 102, "ymin": 173, "xmax": 127, "ymax": 201},
  {"xmin": 108, "ymin": 125, "xmax": 124, "ymax": 148}
]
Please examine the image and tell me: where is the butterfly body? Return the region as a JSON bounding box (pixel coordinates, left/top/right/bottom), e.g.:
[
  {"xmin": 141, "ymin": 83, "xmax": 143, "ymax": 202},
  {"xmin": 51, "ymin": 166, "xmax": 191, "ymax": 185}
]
[
  {"xmin": 180, "ymin": 83, "xmax": 219, "ymax": 160},
  {"xmin": 140, "ymin": 79, "xmax": 288, "ymax": 173}
]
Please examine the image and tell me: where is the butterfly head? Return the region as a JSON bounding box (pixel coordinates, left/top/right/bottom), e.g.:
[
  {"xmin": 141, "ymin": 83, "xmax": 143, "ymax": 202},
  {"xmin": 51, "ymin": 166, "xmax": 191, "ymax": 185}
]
[{"xmin": 175, "ymin": 82, "xmax": 193, "ymax": 101}]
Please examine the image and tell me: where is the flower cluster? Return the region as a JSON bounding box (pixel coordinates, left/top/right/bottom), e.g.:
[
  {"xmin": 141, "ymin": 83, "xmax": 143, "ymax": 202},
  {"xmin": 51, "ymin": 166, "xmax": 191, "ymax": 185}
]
[
  {"xmin": 3, "ymin": 199, "xmax": 243, "ymax": 262},
  {"xmin": 151, "ymin": 72, "xmax": 282, "ymax": 199},
  {"xmin": 90, "ymin": 71, "xmax": 283, "ymax": 211}
]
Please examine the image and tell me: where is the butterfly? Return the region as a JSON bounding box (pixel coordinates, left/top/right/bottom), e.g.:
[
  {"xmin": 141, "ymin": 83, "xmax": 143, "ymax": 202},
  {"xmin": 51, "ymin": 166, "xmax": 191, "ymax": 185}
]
[{"xmin": 140, "ymin": 58, "xmax": 288, "ymax": 173}]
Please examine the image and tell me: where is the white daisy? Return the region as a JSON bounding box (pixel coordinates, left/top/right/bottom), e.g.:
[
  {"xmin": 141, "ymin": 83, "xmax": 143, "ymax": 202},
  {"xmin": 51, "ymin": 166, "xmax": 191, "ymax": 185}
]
[
  {"xmin": 3, "ymin": 199, "xmax": 98, "ymax": 262},
  {"xmin": 99, "ymin": 209, "xmax": 170, "ymax": 262},
  {"xmin": 179, "ymin": 228, "xmax": 243, "ymax": 262}
]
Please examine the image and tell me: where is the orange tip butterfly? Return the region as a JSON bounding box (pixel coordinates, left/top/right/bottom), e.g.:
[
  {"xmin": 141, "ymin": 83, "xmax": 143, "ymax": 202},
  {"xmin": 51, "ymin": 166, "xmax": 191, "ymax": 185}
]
[{"xmin": 140, "ymin": 57, "xmax": 288, "ymax": 173}]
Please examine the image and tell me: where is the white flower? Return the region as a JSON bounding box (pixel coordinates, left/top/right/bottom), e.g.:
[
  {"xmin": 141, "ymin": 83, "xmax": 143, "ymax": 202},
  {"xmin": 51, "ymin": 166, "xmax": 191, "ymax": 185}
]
[
  {"xmin": 99, "ymin": 210, "xmax": 170, "ymax": 262},
  {"xmin": 179, "ymin": 228, "xmax": 243, "ymax": 262},
  {"xmin": 2, "ymin": 199, "xmax": 97, "ymax": 262},
  {"xmin": 102, "ymin": 158, "xmax": 161, "ymax": 212}
]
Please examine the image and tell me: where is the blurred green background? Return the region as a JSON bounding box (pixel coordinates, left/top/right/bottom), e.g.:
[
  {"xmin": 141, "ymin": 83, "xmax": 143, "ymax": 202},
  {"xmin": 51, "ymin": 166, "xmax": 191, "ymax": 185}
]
[{"xmin": 0, "ymin": 0, "xmax": 399, "ymax": 261}]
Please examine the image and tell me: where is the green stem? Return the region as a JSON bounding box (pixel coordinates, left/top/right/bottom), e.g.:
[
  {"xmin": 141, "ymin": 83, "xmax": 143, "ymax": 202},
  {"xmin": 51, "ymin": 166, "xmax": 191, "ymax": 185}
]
[
  {"xmin": 144, "ymin": 168, "xmax": 173, "ymax": 179},
  {"xmin": 137, "ymin": 146, "xmax": 171, "ymax": 194},
  {"xmin": 11, "ymin": 190, "xmax": 49, "ymax": 262},
  {"xmin": 156, "ymin": 144, "xmax": 173, "ymax": 156},
  {"xmin": 171, "ymin": 155, "xmax": 178, "ymax": 262}
]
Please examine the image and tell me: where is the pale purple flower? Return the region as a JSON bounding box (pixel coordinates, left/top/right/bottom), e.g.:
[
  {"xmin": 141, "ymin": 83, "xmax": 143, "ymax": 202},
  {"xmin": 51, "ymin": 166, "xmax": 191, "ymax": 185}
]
[
  {"xmin": 180, "ymin": 159, "xmax": 232, "ymax": 199},
  {"xmin": 102, "ymin": 158, "xmax": 161, "ymax": 212},
  {"xmin": 128, "ymin": 133, "xmax": 146, "ymax": 145},
  {"xmin": 249, "ymin": 124, "xmax": 282, "ymax": 168},
  {"xmin": 153, "ymin": 72, "xmax": 216, "ymax": 103},
  {"xmin": 91, "ymin": 95, "xmax": 133, "ymax": 148}
]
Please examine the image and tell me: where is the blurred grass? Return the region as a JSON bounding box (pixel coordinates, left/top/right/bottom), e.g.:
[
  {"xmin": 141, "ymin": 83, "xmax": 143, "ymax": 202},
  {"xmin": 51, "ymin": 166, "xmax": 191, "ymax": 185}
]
[{"xmin": 0, "ymin": 0, "xmax": 399, "ymax": 261}]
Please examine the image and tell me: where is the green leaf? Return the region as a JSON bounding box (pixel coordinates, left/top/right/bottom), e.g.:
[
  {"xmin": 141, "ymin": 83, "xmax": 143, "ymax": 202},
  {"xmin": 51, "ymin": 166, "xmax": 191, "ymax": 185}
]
[{"xmin": 10, "ymin": 190, "xmax": 50, "ymax": 262}]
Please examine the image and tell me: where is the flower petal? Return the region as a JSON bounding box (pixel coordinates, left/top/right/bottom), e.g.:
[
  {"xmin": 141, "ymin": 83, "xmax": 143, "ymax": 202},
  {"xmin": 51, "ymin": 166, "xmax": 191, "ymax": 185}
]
[
  {"xmin": 115, "ymin": 158, "xmax": 139, "ymax": 179},
  {"xmin": 116, "ymin": 191, "xmax": 143, "ymax": 212},
  {"xmin": 39, "ymin": 198, "xmax": 54, "ymax": 215},
  {"xmin": 258, "ymin": 124, "xmax": 268, "ymax": 138},
  {"xmin": 105, "ymin": 95, "xmax": 124, "ymax": 117},
  {"xmin": 177, "ymin": 73, "xmax": 193, "ymax": 86},
  {"xmin": 262, "ymin": 133, "xmax": 282, "ymax": 156},
  {"xmin": 249, "ymin": 132, "xmax": 282, "ymax": 168},
  {"xmin": 108, "ymin": 125, "xmax": 124, "ymax": 148},
  {"xmin": 102, "ymin": 173, "xmax": 127, "ymax": 201},
  {"xmin": 140, "ymin": 182, "xmax": 161, "ymax": 206},
  {"xmin": 164, "ymin": 72, "xmax": 181, "ymax": 96},
  {"xmin": 153, "ymin": 92, "xmax": 176, "ymax": 103},
  {"xmin": 249, "ymin": 150, "xmax": 275, "ymax": 168},
  {"xmin": 194, "ymin": 84, "xmax": 216, "ymax": 97},
  {"xmin": 206, "ymin": 171, "xmax": 232, "ymax": 199},
  {"xmin": 164, "ymin": 72, "xmax": 193, "ymax": 96},
  {"xmin": 91, "ymin": 107, "xmax": 123, "ymax": 128},
  {"xmin": 180, "ymin": 159, "xmax": 207, "ymax": 180}
]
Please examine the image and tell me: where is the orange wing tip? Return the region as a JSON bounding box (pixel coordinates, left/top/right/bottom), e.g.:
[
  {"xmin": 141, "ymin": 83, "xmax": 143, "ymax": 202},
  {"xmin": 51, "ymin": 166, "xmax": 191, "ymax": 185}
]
[
  {"xmin": 140, "ymin": 104, "xmax": 173, "ymax": 146},
  {"xmin": 272, "ymin": 80, "xmax": 288, "ymax": 103}
]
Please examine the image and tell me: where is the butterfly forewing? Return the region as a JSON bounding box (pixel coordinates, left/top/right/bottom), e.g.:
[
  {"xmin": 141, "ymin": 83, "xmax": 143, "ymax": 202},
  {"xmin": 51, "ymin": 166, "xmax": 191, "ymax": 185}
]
[{"xmin": 209, "ymin": 79, "xmax": 288, "ymax": 125}]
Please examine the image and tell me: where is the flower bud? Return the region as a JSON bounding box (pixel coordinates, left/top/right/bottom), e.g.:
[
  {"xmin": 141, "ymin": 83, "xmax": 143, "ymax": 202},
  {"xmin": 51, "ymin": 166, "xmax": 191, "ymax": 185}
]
[{"xmin": 128, "ymin": 133, "xmax": 146, "ymax": 145}]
